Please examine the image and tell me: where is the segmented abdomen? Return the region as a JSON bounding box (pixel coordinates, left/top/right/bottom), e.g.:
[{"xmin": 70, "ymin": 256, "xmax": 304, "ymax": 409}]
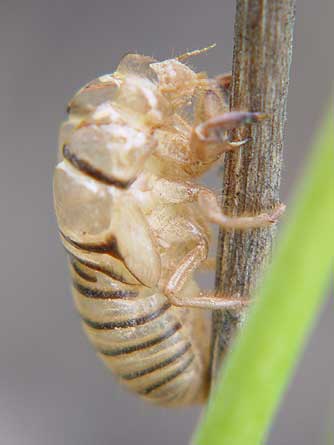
[{"xmin": 66, "ymin": 249, "xmax": 206, "ymax": 406}]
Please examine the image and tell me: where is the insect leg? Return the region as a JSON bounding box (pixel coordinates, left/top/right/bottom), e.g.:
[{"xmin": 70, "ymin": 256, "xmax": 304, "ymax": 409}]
[
  {"xmin": 198, "ymin": 189, "xmax": 286, "ymax": 230},
  {"xmin": 198, "ymin": 111, "xmax": 268, "ymax": 134},
  {"xmin": 162, "ymin": 241, "xmax": 249, "ymax": 310},
  {"xmin": 167, "ymin": 291, "xmax": 249, "ymax": 310},
  {"xmin": 163, "ymin": 241, "xmax": 208, "ymax": 297},
  {"xmin": 192, "ymin": 111, "xmax": 268, "ymax": 160},
  {"xmin": 191, "ymin": 73, "xmax": 268, "ymax": 162},
  {"xmin": 191, "ymin": 106, "xmax": 268, "ymax": 163}
]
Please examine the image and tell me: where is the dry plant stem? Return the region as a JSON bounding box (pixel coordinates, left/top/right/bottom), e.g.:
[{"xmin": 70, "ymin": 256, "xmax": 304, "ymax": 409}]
[{"xmin": 211, "ymin": 0, "xmax": 296, "ymax": 380}]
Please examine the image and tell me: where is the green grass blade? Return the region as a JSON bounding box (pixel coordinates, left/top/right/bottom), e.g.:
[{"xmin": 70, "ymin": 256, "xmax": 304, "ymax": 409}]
[{"xmin": 194, "ymin": 105, "xmax": 334, "ymax": 445}]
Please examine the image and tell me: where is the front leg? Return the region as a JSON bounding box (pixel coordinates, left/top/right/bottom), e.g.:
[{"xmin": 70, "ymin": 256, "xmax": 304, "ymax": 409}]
[
  {"xmin": 191, "ymin": 110, "xmax": 267, "ymax": 162},
  {"xmin": 191, "ymin": 77, "xmax": 268, "ymax": 163}
]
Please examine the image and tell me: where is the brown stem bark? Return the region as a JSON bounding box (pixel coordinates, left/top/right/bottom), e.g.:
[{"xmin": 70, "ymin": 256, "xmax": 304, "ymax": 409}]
[{"xmin": 211, "ymin": 0, "xmax": 296, "ymax": 380}]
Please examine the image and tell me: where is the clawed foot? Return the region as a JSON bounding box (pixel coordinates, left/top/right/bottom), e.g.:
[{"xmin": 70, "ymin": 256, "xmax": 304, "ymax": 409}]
[
  {"xmin": 191, "ymin": 111, "xmax": 268, "ymax": 161},
  {"xmin": 265, "ymin": 203, "xmax": 286, "ymax": 224}
]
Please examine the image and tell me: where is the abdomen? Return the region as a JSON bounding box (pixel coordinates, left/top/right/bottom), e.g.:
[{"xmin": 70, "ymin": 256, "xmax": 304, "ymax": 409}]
[{"xmin": 65, "ymin": 245, "xmax": 208, "ymax": 407}]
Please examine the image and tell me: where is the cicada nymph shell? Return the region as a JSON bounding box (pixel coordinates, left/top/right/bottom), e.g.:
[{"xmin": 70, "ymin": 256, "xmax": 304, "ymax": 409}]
[{"xmin": 54, "ymin": 47, "xmax": 283, "ymax": 406}]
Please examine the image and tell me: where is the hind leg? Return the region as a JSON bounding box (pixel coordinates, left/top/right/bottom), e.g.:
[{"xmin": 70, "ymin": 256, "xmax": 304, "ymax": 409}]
[{"xmin": 162, "ymin": 239, "xmax": 249, "ymax": 310}]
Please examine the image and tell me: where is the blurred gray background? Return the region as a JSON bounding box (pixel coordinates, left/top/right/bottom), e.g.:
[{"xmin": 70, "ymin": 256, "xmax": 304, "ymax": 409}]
[{"xmin": 0, "ymin": 1, "xmax": 333, "ymax": 444}]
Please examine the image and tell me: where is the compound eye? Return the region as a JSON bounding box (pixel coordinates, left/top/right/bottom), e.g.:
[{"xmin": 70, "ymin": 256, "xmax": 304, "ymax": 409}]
[
  {"xmin": 150, "ymin": 59, "xmax": 198, "ymax": 107},
  {"xmin": 115, "ymin": 76, "xmax": 170, "ymax": 125},
  {"xmin": 53, "ymin": 162, "xmax": 113, "ymax": 243},
  {"xmin": 116, "ymin": 53, "xmax": 158, "ymax": 82}
]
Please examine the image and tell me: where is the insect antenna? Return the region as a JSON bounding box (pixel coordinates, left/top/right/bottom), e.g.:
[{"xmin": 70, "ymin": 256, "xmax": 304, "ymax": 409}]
[{"xmin": 176, "ymin": 43, "xmax": 216, "ymax": 62}]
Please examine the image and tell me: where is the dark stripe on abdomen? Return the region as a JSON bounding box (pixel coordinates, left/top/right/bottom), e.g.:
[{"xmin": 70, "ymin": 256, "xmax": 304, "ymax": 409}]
[
  {"xmin": 75, "ymin": 256, "xmax": 136, "ymax": 285},
  {"xmin": 70, "ymin": 258, "xmax": 97, "ymax": 282},
  {"xmin": 99, "ymin": 322, "xmax": 182, "ymax": 357},
  {"xmin": 73, "ymin": 281, "xmax": 138, "ymax": 299},
  {"xmin": 64, "ymin": 249, "xmax": 137, "ymax": 286},
  {"xmin": 140, "ymin": 355, "xmax": 195, "ymax": 395},
  {"xmin": 121, "ymin": 343, "xmax": 192, "ymax": 380},
  {"xmin": 61, "ymin": 233, "xmax": 148, "ymax": 287},
  {"xmin": 83, "ymin": 302, "xmax": 171, "ymax": 330}
]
